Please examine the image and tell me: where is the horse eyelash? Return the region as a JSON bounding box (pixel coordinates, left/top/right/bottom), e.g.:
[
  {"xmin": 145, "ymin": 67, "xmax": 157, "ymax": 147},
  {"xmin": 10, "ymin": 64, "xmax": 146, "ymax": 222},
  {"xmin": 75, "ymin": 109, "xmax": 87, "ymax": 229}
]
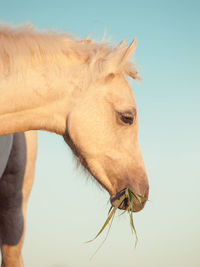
[{"xmin": 117, "ymin": 111, "xmax": 135, "ymax": 125}]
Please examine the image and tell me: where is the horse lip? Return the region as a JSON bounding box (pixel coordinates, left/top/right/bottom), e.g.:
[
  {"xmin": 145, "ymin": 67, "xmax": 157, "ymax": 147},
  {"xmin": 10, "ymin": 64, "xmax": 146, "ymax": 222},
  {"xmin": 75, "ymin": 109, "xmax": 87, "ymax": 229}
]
[{"xmin": 110, "ymin": 188, "xmax": 127, "ymax": 205}]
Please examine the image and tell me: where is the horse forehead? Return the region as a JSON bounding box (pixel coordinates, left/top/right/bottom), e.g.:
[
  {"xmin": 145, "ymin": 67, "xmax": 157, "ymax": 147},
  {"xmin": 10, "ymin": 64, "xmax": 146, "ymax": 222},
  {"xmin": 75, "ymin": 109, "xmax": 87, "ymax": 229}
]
[{"xmin": 105, "ymin": 77, "xmax": 136, "ymax": 106}]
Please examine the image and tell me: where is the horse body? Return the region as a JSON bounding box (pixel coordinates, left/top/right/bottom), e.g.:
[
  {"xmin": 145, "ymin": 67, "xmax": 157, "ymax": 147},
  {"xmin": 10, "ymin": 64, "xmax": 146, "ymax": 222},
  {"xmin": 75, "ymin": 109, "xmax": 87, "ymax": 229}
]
[
  {"xmin": 0, "ymin": 24, "xmax": 148, "ymax": 266},
  {"xmin": 0, "ymin": 131, "xmax": 37, "ymax": 267},
  {"xmin": 0, "ymin": 135, "xmax": 13, "ymax": 178}
]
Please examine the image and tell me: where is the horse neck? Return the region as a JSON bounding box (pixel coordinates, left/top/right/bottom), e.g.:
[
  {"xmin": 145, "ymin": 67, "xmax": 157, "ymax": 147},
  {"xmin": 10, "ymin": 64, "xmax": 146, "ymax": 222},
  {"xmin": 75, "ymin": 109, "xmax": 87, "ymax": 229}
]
[{"xmin": 0, "ymin": 53, "xmax": 81, "ymax": 136}]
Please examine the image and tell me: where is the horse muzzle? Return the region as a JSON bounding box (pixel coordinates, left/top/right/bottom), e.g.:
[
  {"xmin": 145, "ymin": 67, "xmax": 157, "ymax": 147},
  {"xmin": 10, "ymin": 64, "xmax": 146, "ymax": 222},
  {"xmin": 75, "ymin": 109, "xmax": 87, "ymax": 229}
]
[{"xmin": 110, "ymin": 185, "xmax": 149, "ymax": 212}]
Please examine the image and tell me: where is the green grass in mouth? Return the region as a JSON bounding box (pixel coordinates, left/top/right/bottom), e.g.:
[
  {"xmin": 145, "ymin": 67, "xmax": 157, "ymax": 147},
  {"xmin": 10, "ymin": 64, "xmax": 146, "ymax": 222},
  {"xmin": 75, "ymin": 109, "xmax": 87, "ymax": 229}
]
[{"xmin": 86, "ymin": 188, "xmax": 148, "ymax": 258}]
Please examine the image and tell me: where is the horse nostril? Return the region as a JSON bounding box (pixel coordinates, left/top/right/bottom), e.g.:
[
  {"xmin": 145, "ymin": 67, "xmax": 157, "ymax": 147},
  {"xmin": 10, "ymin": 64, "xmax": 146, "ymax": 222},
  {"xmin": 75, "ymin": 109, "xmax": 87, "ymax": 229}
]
[
  {"xmin": 123, "ymin": 197, "xmax": 129, "ymax": 208},
  {"xmin": 119, "ymin": 197, "xmax": 129, "ymax": 209}
]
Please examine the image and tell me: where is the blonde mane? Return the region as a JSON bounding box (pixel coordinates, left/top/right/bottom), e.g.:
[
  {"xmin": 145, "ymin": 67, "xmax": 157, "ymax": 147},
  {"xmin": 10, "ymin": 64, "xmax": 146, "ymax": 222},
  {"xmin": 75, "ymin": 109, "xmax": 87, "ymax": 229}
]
[{"xmin": 0, "ymin": 24, "xmax": 139, "ymax": 82}]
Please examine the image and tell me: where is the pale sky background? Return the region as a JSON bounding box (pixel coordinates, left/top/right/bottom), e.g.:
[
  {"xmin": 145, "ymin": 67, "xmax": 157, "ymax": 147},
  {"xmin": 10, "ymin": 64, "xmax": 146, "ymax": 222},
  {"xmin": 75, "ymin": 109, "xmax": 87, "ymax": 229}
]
[{"xmin": 1, "ymin": 0, "xmax": 200, "ymax": 266}]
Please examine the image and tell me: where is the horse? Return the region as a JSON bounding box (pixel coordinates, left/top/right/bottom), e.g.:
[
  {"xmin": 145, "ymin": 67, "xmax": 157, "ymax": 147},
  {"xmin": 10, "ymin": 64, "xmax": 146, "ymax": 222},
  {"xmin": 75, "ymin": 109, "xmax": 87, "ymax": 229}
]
[{"xmin": 0, "ymin": 24, "xmax": 149, "ymax": 267}]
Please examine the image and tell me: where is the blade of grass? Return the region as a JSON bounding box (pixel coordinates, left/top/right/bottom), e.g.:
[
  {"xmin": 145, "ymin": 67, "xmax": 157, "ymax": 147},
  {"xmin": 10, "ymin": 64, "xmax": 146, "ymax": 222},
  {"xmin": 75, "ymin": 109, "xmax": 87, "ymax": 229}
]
[
  {"xmin": 108, "ymin": 206, "xmax": 113, "ymax": 215},
  {"xmin": 130, "ymin": 191, "xmax": 142, "ymax": 205},
  {"xmin": 89, "ymin": 211, "xmax": 116, "ymax": 260},
  {"xmin": 127, "ymin": 188, "xmax": 133, "ymax": 203},
  {"xmin": 129, "ymin": 211, "xmax": 138, "ymax": 247},
  {"xmin": 86, "ymin": 194, "xmax": 126, "ymax": 243},
  {"xmin": 137, "ymin": 194, "xmax": 148, "ymax": 201},
  {"xmin": 119, "ymin": 209, "xmax": 127, "ymax": 216}
]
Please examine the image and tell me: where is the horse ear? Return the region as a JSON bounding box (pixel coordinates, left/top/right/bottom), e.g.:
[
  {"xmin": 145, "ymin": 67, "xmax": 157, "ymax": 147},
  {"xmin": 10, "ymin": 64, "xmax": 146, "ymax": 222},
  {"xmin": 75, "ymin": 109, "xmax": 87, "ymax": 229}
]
[
  {"xmin": 106, "ymin": 38, "xmax": 137, "ymax": 74},
  {"xmin": 118, "ymin": 39, "xmax": 126, "ymax": 49},
  {"xmin": 121, "ymin": 38, "xmax": 137, "ymax": 65}
]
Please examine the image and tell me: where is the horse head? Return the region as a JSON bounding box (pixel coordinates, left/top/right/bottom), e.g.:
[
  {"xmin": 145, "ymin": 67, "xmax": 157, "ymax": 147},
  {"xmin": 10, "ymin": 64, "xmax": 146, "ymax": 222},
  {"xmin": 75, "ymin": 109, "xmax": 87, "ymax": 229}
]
[{"xmin": 63, "ymin": 39, "xmax": 149, "ymax": 212}]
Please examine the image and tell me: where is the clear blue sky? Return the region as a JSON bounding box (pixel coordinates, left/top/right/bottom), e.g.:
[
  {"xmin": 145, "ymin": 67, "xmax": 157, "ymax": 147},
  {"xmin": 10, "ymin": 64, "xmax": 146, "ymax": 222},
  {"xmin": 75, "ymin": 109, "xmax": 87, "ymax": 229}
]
[{"xmin": 1, "ymin": 1, "xmax": 200, "ymax": 266}]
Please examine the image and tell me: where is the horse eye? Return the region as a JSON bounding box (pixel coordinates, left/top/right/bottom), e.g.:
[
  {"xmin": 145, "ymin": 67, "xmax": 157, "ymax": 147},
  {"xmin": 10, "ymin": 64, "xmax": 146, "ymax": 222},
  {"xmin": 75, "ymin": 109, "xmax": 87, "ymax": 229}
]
[{"xmin": 118, "ymin": 112, "xmax": 134, "ymax": 125}]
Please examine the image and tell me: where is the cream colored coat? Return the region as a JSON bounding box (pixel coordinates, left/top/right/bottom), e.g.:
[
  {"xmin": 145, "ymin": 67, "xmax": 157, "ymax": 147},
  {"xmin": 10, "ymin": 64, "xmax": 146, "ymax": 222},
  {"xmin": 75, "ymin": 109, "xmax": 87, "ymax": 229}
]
[{"xmin": 0, "ymin": 24, "xmax": 148, "ymax": 266}]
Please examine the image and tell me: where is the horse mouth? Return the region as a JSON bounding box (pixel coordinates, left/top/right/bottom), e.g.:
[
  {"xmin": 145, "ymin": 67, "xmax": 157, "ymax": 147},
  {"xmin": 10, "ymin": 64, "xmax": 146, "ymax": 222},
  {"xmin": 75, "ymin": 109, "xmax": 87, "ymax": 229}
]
[{"xmin": 110, "ymin": 188, "xmax": 146, "ymax": 212}]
